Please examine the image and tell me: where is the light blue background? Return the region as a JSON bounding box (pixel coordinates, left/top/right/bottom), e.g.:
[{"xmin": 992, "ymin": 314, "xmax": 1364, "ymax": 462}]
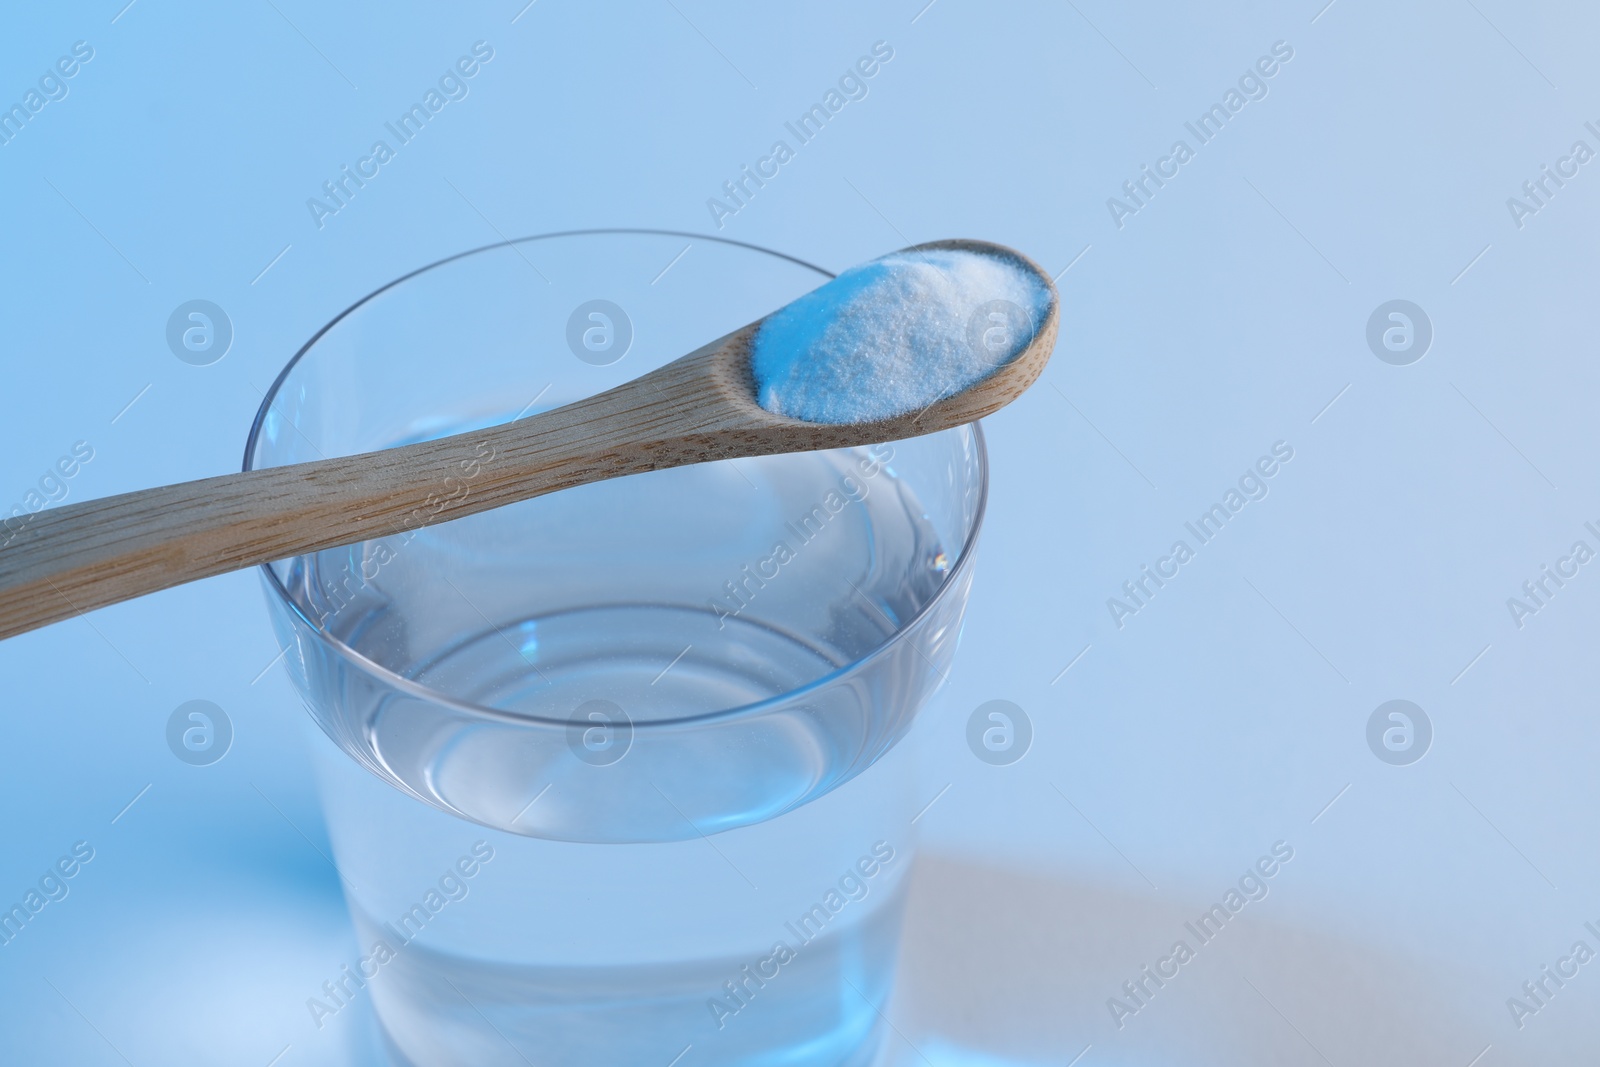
[{"xmin": 2, "ymin": 1, "xmax": 1596, "ymax": 1064}]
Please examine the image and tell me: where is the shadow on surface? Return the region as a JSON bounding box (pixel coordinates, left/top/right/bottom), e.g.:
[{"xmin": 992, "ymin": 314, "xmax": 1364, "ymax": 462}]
[{"xmin": 882, "ymin": 852, "xmax": 1510, "ymax": 1067}]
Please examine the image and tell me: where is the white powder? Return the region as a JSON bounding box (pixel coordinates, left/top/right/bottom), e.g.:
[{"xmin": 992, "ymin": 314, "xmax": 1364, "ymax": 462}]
[{"xmin": 751, "ymin": 248, "xmax": 1052, "ymax": 424}]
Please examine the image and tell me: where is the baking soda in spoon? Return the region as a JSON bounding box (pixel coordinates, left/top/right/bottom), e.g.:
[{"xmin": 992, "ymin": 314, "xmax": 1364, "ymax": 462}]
[{"xmin": 751, "ymin": 248, "xmax": 1053, "ymax": 424}]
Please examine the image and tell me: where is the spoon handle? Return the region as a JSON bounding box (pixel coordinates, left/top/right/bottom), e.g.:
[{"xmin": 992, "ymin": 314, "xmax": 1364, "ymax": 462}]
[{"xmin": 0, "ymin": 344, "xmax": 765, "ymax": 641}]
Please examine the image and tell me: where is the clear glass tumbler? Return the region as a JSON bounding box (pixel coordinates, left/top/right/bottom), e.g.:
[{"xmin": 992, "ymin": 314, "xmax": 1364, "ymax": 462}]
[{"xmin": 246, "ymin": 231, "xmax": 988, "ymax": 1067}]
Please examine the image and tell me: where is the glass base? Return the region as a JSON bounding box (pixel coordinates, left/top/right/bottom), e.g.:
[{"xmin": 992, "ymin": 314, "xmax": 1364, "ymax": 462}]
[{"xmin": 374, "ymin": 1000, "xmax": 890, "ymax": 1067}]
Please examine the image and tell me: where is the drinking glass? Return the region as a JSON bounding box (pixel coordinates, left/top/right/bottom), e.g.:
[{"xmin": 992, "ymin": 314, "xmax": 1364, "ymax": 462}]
[{"xmin": 246, "ymin": 231, "xmax": 988, "ymax": 1066}]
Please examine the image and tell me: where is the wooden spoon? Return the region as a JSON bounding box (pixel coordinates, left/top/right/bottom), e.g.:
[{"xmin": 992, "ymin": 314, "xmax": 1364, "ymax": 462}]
[{"xmin": 0, "ymin": 239, "xmax": 1058, "ymax": 641}]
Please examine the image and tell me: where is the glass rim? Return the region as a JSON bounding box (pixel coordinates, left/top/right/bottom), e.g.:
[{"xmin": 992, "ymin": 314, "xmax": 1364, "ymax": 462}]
[{"xmin": 243, "ymin": 228, "xmax": 990, "ymax": 730}]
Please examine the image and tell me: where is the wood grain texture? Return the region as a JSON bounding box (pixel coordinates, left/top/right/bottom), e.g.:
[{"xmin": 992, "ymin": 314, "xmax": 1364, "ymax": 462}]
[{"xmin": 0, "ymin": 239, "xmax": 1058, "ymax": 641}]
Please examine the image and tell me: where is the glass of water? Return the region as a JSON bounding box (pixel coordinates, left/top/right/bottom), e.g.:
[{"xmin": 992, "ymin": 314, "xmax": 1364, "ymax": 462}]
[{"xmin": 246, "ymin": 231, "xmax": 989, "ymax": 1067}]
